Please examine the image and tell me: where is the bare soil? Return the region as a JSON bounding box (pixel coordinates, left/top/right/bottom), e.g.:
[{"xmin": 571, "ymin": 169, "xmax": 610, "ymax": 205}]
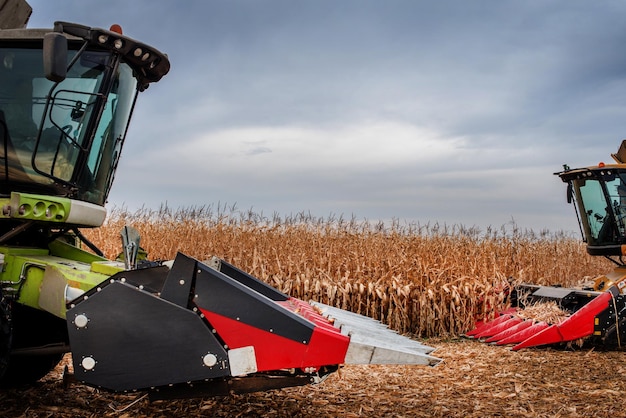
[{"xmin": 2, "ymin": 338, "xmax": 624, "ymax": 417}]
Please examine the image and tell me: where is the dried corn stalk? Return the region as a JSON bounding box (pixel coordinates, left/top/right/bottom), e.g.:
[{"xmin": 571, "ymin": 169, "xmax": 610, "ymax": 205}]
[
  {"xmin": 82, "ymin": 207, "xmax": 613, "ymax": 337},
  {"xmin": 515, "ymin": 301, "xmax": 570, "ymax": 324}
]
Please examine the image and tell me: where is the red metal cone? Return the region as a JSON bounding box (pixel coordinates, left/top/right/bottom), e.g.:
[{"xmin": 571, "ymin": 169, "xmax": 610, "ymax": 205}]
[
  {"xmin": 471, "ymin": 314, "xmax": 514, "ymax": 338},
  {"xmin": 496, "ymin": 321, "xmax": 549, "ymax": 345},
  {"xmin": 485, "ymin": 319, "xmax": 533, "ymax": 343},
  {"xmin": 511, "ymin": 325, "xmax": 562, "ymax": 350},
  {"xmin": 475, "ymin": 316, "xmax": 522, "ymax": 339},
  {"xmin": 465, "ymin": 308, "xmax": 517, "ymax": 337},
  {"xmin": 511, "ymin": 291, "xmax": 613, "ymax": 350},
  {"xmin": 465, "ymin": 320, "xmax": 488, "ymax": 337},
  {"xmin": 556, "ymin": 291, "xmax": 612, "ymax": 341}
]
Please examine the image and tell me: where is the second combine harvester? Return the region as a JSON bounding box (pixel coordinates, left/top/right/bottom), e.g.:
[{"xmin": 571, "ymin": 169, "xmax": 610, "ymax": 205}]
[{"xmin": 468, "ymin": 141, "xmax": 626, "ymax": 350}]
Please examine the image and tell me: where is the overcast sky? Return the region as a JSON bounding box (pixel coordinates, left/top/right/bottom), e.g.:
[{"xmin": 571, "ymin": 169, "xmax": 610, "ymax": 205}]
[{"xmin": 25, "ymin": 1, "xmax": 626, "ymax": 233}]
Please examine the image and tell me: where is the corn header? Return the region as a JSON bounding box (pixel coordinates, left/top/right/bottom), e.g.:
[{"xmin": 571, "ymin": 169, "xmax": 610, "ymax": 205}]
[
  {"xmin": 0, "ymin": 16, "xmax": 440, "ymax": 400},
  {"xmin": 467, "ymin": 141, "xmax": 626, "ymax": 350}
]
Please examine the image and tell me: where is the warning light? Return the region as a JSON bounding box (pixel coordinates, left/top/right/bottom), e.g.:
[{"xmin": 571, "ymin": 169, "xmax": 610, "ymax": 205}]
[{"xmin": 110, "ymin": 24, "xmax": 123, "ymax": 34}]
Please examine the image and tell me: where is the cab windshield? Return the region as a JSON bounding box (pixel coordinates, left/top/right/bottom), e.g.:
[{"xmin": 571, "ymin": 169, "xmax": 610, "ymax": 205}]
[
  {"xmin": 0, "ymin": 45, "xmax": 137, "ymax": 205},
  {"xmin": 573, "ymin": 171, "xmax": 626, "ymax": 246}
]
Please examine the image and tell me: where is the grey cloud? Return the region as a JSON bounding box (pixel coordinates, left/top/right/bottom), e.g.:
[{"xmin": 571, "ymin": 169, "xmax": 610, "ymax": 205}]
[
  {"xmin": 26, "ymin": 0, "xmax": 626, "ymax": 232},
  {"xmin": 246, "ymin": 147, "xmax": 272, "ymax": 156}
]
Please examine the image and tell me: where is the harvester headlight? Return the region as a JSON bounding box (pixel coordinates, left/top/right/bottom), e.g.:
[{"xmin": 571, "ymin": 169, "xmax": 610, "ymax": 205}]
[
  {"xmin": 113, "ymin": 38, "xmax": 123, "ymax": 49},
  {"xmin": 98, "ymin": 34, "xmax": 109, "ymax": 44},
  {"xmin": 141, "ymin": 52, "xmax": 150, "ymax": 61},
  {"xmin": 48, "ymin": 204, "xmax": 64, "ymax": 220},
  {"xmin": 133, "ymin": 47, "xmax": 142, "ymax": 57},
  {"xmin": 34, "ymin": 201, "xmax": 46, "ymax": 217}
]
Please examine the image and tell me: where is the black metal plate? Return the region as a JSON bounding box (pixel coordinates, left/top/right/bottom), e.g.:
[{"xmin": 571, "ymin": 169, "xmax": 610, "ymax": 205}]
[
  {"xmin": 67, "ymin": 281, "xmax": 230, "ymax": 392},
  {"xmin": 213, "ymin": 258, "xmax": 288, "ymax": 301},
  {"xmin": 160, "ymin": 253, "xmax": 196, "ymax": 307},
  {"xmin": 193, "ymin": 262, "xmax": 314, "ymax": 344}
]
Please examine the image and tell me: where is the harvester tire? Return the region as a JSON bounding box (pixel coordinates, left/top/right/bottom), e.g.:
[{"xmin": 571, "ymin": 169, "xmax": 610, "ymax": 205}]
[
  {"xmin": 0, "ymin": 304, "xmax": 65, "ymax": 387},
  {"xmin": 0, "ymin": 353, "xmax": 63, "ymax": 386}
]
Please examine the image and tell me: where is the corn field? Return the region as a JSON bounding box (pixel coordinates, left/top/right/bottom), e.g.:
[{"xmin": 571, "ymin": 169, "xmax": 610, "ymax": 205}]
[{"xmin": 82, "ymin": 204, "xmax": 611, "ymax": 338}]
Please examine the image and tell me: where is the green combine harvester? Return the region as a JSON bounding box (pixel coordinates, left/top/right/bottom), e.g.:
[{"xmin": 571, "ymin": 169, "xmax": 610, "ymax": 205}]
[{"xmin": 0, "ymin": 2, "xmax": 440, "ymax": 400}]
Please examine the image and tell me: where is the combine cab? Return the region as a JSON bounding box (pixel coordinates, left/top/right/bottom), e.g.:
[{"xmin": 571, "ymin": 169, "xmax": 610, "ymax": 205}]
[
  {"xmin": 467, "ymin": 141, "xmax": 626, "ymax": 350},
  {"xmin": 0, "ymin": 18, "xmax": 440, "ymax": 399}
]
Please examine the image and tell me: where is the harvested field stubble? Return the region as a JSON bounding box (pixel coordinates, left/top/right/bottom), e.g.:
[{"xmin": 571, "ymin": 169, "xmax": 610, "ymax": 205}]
[
  {"xmin": 3, "ymin": 340, "xmax": 625, "ymax": 417},
  {"xmin": 4, "ymin": 207, "xmax": 622, "ymax": 417},
  {"xmin": 84, "ymin": 206, "xmax": 611, "ymax": 337}
]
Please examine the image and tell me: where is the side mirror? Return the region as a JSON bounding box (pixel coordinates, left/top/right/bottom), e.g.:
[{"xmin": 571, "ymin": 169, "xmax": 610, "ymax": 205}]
[
  {"xmin": 43, "ymin": 32, "xmax": 67, "ymax": 82},
  {"xmin": 566, "ymin": 183, "xmax": 573, "ymax": 204}
]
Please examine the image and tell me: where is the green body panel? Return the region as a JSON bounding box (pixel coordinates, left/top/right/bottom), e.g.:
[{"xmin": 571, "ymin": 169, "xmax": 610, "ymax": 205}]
[
  {"xmin": 0, "ymin": 193, "xmax": 107, "ymax": 228},
  {"xmin": 0, "ymin": 193, "xmax": 70, "ymax": 223},
  {"xmin": 48, "ymin": 239, "xmax": 107, "ymax": 264},
  {"xmin": 0, "ymin": 242, "xmax": 125, "ymax": 319}
]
